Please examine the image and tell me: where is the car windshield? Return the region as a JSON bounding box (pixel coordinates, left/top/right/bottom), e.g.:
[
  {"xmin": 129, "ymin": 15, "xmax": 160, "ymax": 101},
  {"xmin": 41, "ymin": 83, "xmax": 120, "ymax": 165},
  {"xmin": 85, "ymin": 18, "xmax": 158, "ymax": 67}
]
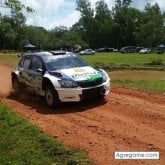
[{"xmin": 43, "ymin": 54, "xmax": 88, "ymax": 70}]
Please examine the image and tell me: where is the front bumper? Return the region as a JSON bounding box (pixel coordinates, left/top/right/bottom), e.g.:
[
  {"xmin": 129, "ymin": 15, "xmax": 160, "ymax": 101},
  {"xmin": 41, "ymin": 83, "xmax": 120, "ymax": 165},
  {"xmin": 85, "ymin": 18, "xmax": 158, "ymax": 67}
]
[{"xmin": 56, "ymin": 80, "xmax": 110, "ymax": 102}]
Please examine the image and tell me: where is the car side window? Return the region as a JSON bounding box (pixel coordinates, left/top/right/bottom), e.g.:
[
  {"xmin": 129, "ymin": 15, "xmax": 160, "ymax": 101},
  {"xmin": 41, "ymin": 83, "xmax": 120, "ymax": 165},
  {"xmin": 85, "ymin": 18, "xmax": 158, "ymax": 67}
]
[
  {"xmin": 21, "ymin": 57, "xmax": 31, "ymax": 69},
  {"xmin": 31, "ymin": 56, "xmax": 42, "ymax": 71}
]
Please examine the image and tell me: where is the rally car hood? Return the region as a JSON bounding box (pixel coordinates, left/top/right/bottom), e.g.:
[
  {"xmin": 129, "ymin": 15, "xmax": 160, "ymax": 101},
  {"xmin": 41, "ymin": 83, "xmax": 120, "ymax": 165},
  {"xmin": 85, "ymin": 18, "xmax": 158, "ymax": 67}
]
[{"xmin": 56, "ymin": 66, "xmax": 102, "ymax": 82}]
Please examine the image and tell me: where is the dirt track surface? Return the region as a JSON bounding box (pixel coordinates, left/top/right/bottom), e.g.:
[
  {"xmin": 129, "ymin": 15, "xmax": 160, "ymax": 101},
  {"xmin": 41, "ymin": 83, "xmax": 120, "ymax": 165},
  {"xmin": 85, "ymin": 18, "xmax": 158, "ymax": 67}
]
[{"xmin": 0, "ymin": 64, "xmax": 165, "ymax": 165}]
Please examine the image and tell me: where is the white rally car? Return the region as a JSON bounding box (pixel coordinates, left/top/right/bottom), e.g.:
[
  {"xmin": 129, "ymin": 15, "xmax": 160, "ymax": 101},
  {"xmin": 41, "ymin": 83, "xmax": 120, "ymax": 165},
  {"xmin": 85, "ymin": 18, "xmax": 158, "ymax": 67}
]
[{"xmin": 12, "ymin": 51, "xmax": 110, "ymax": 107}]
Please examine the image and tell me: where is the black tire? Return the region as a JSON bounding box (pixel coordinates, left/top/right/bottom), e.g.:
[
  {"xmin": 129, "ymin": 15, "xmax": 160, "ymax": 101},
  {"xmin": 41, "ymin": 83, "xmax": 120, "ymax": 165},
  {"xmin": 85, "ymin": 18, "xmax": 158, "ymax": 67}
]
[
  {"xmin": 12, "ymin": 78, "xmax": 20, "ymax": 95},
  {"xmin": 45, "ymin": 85, "xmax": 60, "ymax": 108}
]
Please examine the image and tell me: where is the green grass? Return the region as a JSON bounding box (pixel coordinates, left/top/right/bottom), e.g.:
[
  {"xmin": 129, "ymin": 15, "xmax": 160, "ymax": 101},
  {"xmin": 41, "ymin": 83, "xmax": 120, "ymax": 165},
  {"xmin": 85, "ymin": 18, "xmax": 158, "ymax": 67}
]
[
  {"xmin": 0, "ymin": 104, "xmax": 93, "ymax": 165},
  {"xmin": 81, "ymin": 53, "xmax": 165, "ymax": 71},
  {"xmin": 110, "ymin": 70, "xmax": 165, "ymax": 80},
  {"xmin": 110, "ymin": 70, "xmax": 165, "ymax": 93},
  {"xmin": 112, "ymin": 79, "xmax": 165, "ymax": 93},
  {"xmin": 0, "ymin": 53, "xmax": 19, "ymax": 66}
]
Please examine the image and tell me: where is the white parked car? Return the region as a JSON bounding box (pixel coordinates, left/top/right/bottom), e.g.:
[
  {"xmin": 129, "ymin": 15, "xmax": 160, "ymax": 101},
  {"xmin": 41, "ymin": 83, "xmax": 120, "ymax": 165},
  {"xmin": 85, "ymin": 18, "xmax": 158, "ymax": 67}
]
[
  {"xmin": 12, "ymin": 51, "xmax": 110, "ymax": 108},
  {"xmin": 139, "ymin": 48, "xmax": 151, "ymax": 54},
  {"xmin": 80, "ymin": 49, "xmax": 95, "ymax": 55}
]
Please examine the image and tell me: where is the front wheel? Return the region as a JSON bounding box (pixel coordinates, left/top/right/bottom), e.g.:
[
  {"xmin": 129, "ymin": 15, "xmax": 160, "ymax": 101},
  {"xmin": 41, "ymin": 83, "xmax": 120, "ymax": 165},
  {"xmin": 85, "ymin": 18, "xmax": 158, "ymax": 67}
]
[{"xmin": 45, "ymin": 85, "xmax": 60, "ymax": 108}]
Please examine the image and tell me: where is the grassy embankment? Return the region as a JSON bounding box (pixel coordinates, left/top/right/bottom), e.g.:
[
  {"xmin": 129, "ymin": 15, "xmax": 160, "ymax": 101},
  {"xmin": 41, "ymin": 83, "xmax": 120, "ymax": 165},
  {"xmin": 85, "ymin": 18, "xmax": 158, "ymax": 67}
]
[
  {"xmin": 0, "ymin": 52, "xmax": 165, "ymax": 93},
  {"xmin": 0, "ymin": 52, "xmax": 19, "ymax": 66},
  {"xmin": 82, "ymin": 53, "xmax": 165, "ymax": 71},
  {"xmin": 0, "ymin": 104, "xmax": 93, "ymax": 165}
]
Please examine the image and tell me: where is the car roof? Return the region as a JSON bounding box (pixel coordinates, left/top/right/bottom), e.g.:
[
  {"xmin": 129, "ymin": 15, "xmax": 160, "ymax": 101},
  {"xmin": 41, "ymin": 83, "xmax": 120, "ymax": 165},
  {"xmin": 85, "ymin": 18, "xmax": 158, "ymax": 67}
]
[
  {"xmin": 22, "ymin": 51, "xmax": 74, "ymax": 58},
  {"xmin": 49, "ymin": 50, "xmax": 66, "ymax": 55},
  {"xmin": 22, "ymin": 52, "xmax": 52, "ymax": 57}
]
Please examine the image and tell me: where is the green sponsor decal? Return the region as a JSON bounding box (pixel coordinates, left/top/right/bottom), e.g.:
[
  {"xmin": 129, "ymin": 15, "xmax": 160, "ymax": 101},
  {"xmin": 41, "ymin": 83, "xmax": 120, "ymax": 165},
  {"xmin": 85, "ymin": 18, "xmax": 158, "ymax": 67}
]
[{"xmin": 87, "ymin": 74, "xmax": 102, "ymax": 81}]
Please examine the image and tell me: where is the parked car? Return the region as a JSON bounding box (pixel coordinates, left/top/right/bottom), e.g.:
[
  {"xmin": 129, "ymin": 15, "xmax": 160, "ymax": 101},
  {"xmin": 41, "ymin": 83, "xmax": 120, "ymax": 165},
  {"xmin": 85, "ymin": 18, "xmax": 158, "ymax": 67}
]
[
  {"xmin": 139, "ymin": 48, "xmax": 151, "ymax": 54},
  {"xmin": 157, "ymin": 44, "xmax": 165, "ymax": 54},
  {"xmin": 120, "ymin": 46, "xmax": 137, "ymax": 53},
  {"xmin": 98, "ymin": 47, "xmax": 114, "ymax": 52},
  {"xmin": 136, "ymin": 47, "xmax": 144, "ymax": 52},
  {"xmin": 80, "ymin": 49, "xmax": 95, "ymax": 55},
  {"xmin": 113, "ymin": 48, "xmax": 119, "ymax": 52},
  {"xmin": 12, "ymin": 51, "xmax": 110, "ymax": 107}
]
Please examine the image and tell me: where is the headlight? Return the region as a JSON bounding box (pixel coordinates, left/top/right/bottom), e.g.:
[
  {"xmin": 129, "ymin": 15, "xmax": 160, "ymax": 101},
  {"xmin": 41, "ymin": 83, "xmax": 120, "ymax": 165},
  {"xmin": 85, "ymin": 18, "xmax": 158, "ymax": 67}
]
[
  {"xmin": 58, "ymin": 79, "xmax": 78, "ymax": 88},
  {"xmin": 102, "ymin": 72, "xmax": 107, "ymax": 82},
  {"xmin": 98, "ymin": 69, "xmax": 108, "ymax": 82}
]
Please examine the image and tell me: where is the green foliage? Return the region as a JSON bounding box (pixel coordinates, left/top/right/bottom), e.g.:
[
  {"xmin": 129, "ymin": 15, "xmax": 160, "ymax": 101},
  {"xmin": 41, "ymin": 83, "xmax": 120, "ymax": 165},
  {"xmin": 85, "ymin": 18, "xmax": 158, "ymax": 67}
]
[
  {"xmin": 5, "ymin": 0, "xmax": 34, "ymax": 13},
  {"xmin": 74, "ymin": 0, "xmax": 165, "ymax": 49},
  {"xmin": 76, "ymin": 0, "xmax": 97, "ymax": 48},
  {"xmin": 61, "ymin": 31, "xmax": 87, "ymax": 49},
  {"xmin": 95, "ymin": 0, "xmax": 112, "ymax": 23},
  {"xmin": 0, "ymin": 0, "xmax": 165, "ymax": 51},
  {"xmin": 76, "ymin": 0, "xmax": 94, "ymax": 18},
  {"xmin": 113, "ymin": 2, "xmax": 142, "ymax": 47},
  {"xmin": 0, "ymin": 0, "xmax": 34, "ymax": 50},
  {"xmin": 16, "ymin": 25, "xmax": 49, "ymax": 50},
  {"xmin": 134, "ymin": 3, "xmax": 165, "ymax": 47},
  {"xmin": 0, "ymin": 22, "xmax": 16, "ymax": 49},
  {"xmin": 0, "ymin": 104, "xmax": 93, "ymax": 165}
]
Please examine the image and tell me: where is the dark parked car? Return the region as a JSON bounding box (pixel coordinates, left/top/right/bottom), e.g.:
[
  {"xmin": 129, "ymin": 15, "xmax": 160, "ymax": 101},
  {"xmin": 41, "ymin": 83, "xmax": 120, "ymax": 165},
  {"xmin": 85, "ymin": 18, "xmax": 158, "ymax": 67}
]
[
  {"xmin": 120, "ymin": 46, "xmax": 137, "ymax": 53},
  {"xmin": 98, "ymin": 47, "xmax": 114, "ymax": 52},
  {"xmin": 157, "ymin": 44, "xmax": 165, "ymax": 54}
]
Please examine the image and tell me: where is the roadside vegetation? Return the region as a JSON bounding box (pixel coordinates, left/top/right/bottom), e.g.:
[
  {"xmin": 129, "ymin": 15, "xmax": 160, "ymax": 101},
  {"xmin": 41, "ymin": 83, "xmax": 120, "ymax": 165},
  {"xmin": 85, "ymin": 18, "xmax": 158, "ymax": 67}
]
[
  {"xmin": 0, "ymin": 52, "xmax": 165, "ymax": 70},
  {"xmin": 0, "ymin": 53, "xmax": 19, "ymax": 66},
  {"xmin": 112, "ymin": 79, "xmax": 165, "ymax": 93},
  {"xmin": 110, "ymin": 70, "xmax": 165, "ymax": 93},
  {"xmin": 0, "ymin": 104, "xmax": 93, "ymax": 165},
  {"xmin": 0, "ymin": 0, "xmax": 165, "ymax": 52},
  {"xmin": 82, "ymin": 53, "xmax": 165, "ymax": 71}
]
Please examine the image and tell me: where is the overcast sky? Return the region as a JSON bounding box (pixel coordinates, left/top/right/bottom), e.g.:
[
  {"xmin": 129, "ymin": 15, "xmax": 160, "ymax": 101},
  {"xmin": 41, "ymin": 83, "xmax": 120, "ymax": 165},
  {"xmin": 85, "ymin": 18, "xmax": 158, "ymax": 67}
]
[{"xmin": 1, "ymin": 0, "xmax": 165, "ymax": 29}]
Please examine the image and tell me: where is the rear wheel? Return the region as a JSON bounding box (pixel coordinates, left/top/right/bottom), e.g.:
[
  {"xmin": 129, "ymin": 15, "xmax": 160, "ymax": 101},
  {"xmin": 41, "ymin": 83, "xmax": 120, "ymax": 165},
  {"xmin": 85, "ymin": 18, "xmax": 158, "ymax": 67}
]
[
  {"xmin": 45, "ymin": 85, "xmax": 60, "ymax": 108},
  {"xmin": 12, "ymin": 78, "xmax": 20, "ymax": 95}
]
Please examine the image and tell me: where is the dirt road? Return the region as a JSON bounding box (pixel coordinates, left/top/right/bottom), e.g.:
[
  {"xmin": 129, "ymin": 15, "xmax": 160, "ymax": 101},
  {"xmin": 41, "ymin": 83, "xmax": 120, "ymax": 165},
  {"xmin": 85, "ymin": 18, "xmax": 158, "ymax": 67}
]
[{"xmin": 0, "ymin": 64, "xmax": 165, "ymax": 165}]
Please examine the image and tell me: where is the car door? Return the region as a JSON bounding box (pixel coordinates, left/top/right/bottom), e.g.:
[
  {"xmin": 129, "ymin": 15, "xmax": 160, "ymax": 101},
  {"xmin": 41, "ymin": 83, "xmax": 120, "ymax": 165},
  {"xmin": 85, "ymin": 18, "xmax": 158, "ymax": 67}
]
[
  {"xmin": 18, "ymin": 55, "xmax": 32, "ymax": 87},
  {"xmin": 29, "ymin": 56, "xmax": 44, "ymax": 95}
]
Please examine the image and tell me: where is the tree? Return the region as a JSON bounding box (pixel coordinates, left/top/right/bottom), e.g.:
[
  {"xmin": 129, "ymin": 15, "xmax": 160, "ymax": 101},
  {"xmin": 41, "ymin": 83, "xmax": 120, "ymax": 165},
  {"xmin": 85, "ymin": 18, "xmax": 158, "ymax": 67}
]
[
  {"xmin": 0, "ymin": 21, "xmax": 16, "ymax": 49},
  {"xmin": 5, "ymin": 0, "xmax": 34, "ymax": 27},
  {"xmin": 122, "ymin": 0, "xmax": 132, "ymax": 7},
  {"xmin": 112, "ymin": 0, "xmax": 141, "ymax": 47},
  {"xmin": 76, "ymin": 0, "xmax": 94, "ymax": 19},
  {"xmin": 16, "ymin": 25, "xmax": 49, "ymax": 50},
  {"xmin": 75, "ymin": 0, "xmax": 97, "ymax": 48},
  {"xmin": 61, "ymin": 31, "xmax": 87, "ymax": 49},
  {"xmin": 135, "ymin": 3, "xmax": 165, "ymax": 47},
  {"xmin": 95, "ymin": 0, "xmax": 111, "ymax": 23},
  {"xmin": 0, "ymin": 0, "xmax": 34, "ymax": 50},
  {"xmin": 94, "ymin": 0, "xmax": 113, "ymax": 48}
]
